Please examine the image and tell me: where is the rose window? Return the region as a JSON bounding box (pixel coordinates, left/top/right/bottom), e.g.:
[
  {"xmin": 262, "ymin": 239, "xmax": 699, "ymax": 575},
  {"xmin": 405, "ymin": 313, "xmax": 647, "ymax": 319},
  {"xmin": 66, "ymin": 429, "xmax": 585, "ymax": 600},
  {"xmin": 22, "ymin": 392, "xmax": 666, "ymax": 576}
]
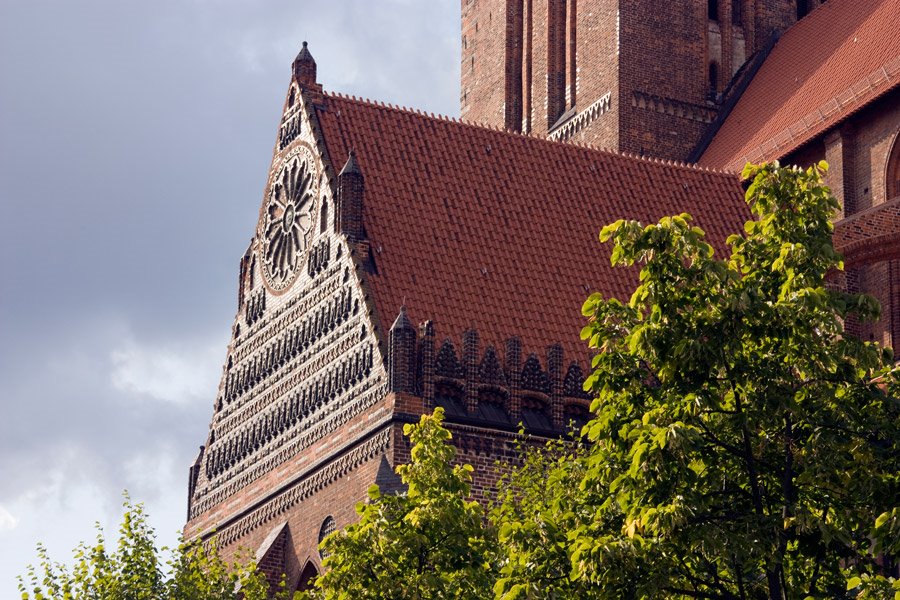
[{"xmin": 261, "ymin": 151, "xmax": 316, "ymax": 291}]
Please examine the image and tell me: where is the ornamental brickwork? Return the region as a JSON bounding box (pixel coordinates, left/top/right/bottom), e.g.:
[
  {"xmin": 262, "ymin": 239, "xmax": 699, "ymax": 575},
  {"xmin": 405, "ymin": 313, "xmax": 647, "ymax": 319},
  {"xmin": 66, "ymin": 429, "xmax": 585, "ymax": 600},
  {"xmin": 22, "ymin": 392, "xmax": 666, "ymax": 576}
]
[{"xmin": 184, "ymin": 66, "xmax": 391, "ymax": 584}]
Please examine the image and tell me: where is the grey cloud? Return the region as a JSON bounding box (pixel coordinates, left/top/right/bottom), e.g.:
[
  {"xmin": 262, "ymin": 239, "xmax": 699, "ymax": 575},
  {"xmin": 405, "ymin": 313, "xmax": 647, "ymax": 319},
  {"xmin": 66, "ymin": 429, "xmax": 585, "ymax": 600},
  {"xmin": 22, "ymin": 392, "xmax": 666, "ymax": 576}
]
[{"xmin": 0, "ymin": 0, "xmax": 459, "ymax": 594}]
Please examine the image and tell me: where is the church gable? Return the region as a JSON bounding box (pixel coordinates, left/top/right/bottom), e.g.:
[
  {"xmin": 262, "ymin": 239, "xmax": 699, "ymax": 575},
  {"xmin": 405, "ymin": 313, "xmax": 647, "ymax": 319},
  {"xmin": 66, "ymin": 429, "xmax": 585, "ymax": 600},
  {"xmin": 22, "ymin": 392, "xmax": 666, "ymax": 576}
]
[{"xmin": 186, "ymin": 72, "xmax": 388, "ymax": 527}]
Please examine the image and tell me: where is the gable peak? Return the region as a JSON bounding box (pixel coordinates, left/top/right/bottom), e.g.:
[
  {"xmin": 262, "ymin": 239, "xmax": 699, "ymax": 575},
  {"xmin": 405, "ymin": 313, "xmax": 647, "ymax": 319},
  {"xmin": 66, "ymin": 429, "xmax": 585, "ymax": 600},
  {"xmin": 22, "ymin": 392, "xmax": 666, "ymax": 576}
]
[{"xmin": 292, "ymin": 41, "xmax": 318, "ymax": 88}]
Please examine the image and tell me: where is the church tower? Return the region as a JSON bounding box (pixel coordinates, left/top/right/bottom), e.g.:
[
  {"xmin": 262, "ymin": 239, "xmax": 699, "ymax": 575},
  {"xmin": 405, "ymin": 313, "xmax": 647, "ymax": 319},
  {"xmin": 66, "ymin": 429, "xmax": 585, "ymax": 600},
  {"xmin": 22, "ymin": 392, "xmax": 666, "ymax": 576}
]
[{"xmin": 460, "ymin": 0, "xmax": 824, "ymax": 159}]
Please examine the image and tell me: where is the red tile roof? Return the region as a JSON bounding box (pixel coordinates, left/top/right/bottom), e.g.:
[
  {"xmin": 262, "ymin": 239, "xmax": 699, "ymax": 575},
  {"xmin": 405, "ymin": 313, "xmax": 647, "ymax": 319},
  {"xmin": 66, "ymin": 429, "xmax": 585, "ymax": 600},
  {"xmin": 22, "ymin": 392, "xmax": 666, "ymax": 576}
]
[
  {"xmin": 700, "ymin": 0, "xmax": 900, "ymax": 171},
  {"xmin": 316, "ymin": 94, "xmax": 748, "ymax": 362}
]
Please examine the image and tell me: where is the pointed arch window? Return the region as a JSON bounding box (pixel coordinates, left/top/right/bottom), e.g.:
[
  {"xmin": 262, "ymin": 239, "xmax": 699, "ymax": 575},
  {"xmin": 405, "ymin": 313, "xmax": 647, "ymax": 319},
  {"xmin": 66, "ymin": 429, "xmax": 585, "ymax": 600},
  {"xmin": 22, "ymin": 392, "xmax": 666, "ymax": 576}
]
[
  {"xmin": 477, "ymin": 387, "xmax": 512, "ymax": 425},
  {"xmin": 297, "ymin": 561, "xmax": 319, "ymax": 592},
  {"xmin": 887, "ymin": 132, "xmax": 900, "ymax": 200},
  {"xmin": 435, "ymin": 380, "xmax": 466, "ymax": 417},
  {"xmin": 521, "ymin": 395, "xmax": 552, "ymax": 431}
]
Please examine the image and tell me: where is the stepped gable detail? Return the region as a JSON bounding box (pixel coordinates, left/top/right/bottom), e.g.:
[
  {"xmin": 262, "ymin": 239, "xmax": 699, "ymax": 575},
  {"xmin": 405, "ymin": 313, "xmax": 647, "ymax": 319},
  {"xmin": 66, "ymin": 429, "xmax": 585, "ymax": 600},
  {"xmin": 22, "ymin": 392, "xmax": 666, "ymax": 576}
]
[
  {"xmin": 313, "ymin": 92, "xmax": 749, "ymax": 362},
  {"xmin": 185, "ymin": 45, "xmax": 389, "ymax": 540},
  {"xmin": 700, "ymin": 0, "xmax": 900, "ymax": 170}
]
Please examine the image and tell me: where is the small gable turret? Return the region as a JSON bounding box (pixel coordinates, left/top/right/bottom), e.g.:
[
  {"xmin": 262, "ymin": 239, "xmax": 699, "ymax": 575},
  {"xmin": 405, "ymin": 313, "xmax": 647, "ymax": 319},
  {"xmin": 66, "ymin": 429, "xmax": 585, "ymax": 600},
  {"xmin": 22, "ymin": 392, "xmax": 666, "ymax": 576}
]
[
  {"xmin": 389, "ymin": 306, "xmax": 416, "ymax": 394},
  {"xmin": 292, "ymin": 41, "xmax": 318, "ymax": 88},
  {"xmin": 337, "ymin": 151, "xmax": 365, "ymax": 243}
]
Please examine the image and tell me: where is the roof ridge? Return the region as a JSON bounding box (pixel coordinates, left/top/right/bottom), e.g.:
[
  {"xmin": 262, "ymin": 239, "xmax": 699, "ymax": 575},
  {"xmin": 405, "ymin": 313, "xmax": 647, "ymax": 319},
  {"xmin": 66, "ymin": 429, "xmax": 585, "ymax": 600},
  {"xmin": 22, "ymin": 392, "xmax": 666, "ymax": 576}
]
[{"xmin": 320, "ymin": 90, "xmax": 739, "ymax": 177}]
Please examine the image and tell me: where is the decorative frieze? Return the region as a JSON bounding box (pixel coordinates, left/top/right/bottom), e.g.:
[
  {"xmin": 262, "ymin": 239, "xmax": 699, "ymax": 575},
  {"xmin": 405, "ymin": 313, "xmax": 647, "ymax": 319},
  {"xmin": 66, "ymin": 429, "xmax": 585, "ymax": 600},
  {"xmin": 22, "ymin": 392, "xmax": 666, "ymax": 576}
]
[
  {"xmin": 435, "ymin": 340, "xmax": 464, "ymax": 380},
  {"xmin": 190, "ymin": 379, "xmax": 386, "ymax": 520},
  {"xmin": 521, "ymin": 354, "xmax": 551, "ymax": 395},
  {"xmin": 233, "ymin": 264, "xmax": 343, "ymax": 364},
  {"xmin": 549, "ymin": 92, "xmax": 613, "ymax": 142},
  {"xmin": 631, "ymin": 91, "xmax": 716, "ymax": 124},
  {"xmin": 245, "ymin": 289, "xmax": 266, "ymax": 327},
  {"xmin": 208, "ymin": 427, "xmax": 391, "ymax": 546},
  {"xmin": 224, "ymin": 285, "xmax": 354, "ymax": 405},
  {"xmin": 415, "ymin": 328, "xmax": 591, "ymax": 433},
  {"xmin": 207, "ymin": 342, "xmax": 374, "ymax": 479},
  {"xmin": 278, "ymin": 108, "xmax": 302, "ymax": 151},
  {"xmin": 306, "ymin": 238, "xmax": 331, "ymax": 279},
  {"xmin": 216, "ymin": 322, "xmax": 363, "ymax": 437},
  {"xmin": 563, "ymin": 362, "xmax": 590, "ymax": 399}
]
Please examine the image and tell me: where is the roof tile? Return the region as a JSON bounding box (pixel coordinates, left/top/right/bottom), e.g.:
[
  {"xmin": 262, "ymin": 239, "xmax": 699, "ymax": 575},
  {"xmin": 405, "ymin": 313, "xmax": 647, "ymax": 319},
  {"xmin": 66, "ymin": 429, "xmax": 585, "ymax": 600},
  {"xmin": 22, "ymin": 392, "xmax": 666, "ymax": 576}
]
[
  {"xmin": 316, "ymin": 94, "xmax": 748, "ymax": 361},
  {"xmin": 701, "ymin": 0, "xmax": 900, "ymax": 170}
]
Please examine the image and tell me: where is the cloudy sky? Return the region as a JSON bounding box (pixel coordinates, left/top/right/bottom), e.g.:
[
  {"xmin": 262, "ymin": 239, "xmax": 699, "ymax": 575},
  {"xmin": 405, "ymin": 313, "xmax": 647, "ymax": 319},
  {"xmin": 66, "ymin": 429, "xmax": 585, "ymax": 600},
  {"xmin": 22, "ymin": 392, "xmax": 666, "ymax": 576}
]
[{"xmin": 0, "ymin": 0, "xmax": 459, "ymax": 594}]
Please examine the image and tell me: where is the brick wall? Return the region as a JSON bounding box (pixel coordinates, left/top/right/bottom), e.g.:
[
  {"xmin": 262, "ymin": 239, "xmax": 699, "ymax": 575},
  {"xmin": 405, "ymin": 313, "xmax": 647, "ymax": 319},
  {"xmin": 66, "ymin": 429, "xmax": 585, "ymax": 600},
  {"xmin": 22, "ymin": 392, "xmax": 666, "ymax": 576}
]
[
  {"xmin": 462, "ymin": 1, "xmax": 808, "ymax": 158},
  {"xmin": 783, "ymin": 89, "xmax": 900, "ymax": 353},
  {"xmin": 218, "ymin": 442, "xmax": 393, "ymax": 591},
  {"xmin": 461, "ymin": 0, "xmax": 511, "ymax": 128},
  {"xmin": 848, "ymin": 93, "xmax": 900, "ymax": 212},
  {"xmin": 565, "ymin": 0, "xmax": 619, "ymax": 148}
]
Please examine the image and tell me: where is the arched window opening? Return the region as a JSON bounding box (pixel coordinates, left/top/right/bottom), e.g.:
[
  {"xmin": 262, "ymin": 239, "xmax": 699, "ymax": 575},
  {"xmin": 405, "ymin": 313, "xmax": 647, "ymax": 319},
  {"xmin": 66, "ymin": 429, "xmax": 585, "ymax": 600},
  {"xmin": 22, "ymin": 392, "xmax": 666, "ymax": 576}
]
[
  {"xmin": 320, "ymin": 200, "xmax": 328, "ymax": 233},
  {"xmin": 296, "ymin": 561, "xmax": 319, "ymax": 592},
  {"xmin": 732, "ymin": 0, "xmax": 742, "ymax": 25},
  {"xmin": 521, "ymin": 396, "xmax": 552, "ymax": 431},
  {"xmin": 708, "ymin": 62, "xmax": 719, "ymax": 100},
  {"xmin": 708, "ymin": 0, "xmax": 718, "ymax": 21},
  {"xmin": 887, "ymin": 132, "xmax": 900, "ymax": 200},
  {"xmin": 435, "ymin": 380, "xmax": 466, "ymax": 418},
  {"xmin": 563, "ymin": 402, "xmax": 590, "ymax": 434},
  {"xmin": 477, "ymin": 387, "xmax": 512, "ymax": 425},
  {"xmin": 288, "ymin": 88, "xmax": 296, "ymax": 107},
  {"xmin": 318, "ymin": 515, "xmax": 336, "ymax": 557},
  {"xmin": 797, "ymin": 0, "xmax": 809, "ymax": 19}
]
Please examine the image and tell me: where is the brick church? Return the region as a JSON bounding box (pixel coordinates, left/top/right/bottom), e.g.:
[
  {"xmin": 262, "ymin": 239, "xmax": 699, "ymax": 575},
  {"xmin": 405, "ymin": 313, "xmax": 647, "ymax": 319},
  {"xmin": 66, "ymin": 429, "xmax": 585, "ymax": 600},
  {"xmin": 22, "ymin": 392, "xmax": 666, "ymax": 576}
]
[{"xmin": 184, "ymin": 0, "xmax": 900, "ymax": 590}]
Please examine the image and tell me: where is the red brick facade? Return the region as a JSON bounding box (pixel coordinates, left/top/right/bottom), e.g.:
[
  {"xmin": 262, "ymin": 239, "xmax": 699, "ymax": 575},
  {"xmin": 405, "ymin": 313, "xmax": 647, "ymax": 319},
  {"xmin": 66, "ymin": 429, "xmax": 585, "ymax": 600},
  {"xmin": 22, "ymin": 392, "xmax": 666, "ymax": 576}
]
[{"xmin": 460, "ymin": 0, "xmax": 830, "ymax": 157}]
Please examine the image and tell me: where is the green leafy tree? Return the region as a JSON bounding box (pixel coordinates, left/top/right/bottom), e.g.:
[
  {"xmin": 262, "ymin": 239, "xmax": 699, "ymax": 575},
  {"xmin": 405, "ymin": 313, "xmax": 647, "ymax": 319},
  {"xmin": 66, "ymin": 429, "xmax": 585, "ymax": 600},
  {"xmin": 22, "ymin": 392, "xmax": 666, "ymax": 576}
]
[
  {"xmin": 491, "ymin": 437, "xmax": 599, "ymax": 599},
  {"xmin": 17, "ymin": 496, "xmax": 287, "ymax": 600},
  {"xmin": 565, "ymin": 161, "xmax": 900, "ymax": 599},
  {"xmin": 308, "ymin": 407, "xmax": 496, "ymax": 600}
]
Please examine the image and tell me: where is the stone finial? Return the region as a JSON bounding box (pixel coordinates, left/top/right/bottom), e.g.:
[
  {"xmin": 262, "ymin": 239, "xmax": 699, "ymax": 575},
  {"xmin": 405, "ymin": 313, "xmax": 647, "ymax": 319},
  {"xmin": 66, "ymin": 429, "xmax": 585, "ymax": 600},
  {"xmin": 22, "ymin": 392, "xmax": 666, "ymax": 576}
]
[
  {"xmin": 292, "ymin": 41, "xmax": 317, "ymax": 87},
  {"xmin": 339, "ymin": 150, "xmax": 361, "ymax": 176},
  {"xmin": 389, "ymin": 307, "xmax": 416, "ymax": 394},
  {"xmin": 337, "ymin": 151, "xmax": 365, "ymax": 242},
  {"xmin": 391, "ymin": 305, "xmax": 414, "ymax": 332}
]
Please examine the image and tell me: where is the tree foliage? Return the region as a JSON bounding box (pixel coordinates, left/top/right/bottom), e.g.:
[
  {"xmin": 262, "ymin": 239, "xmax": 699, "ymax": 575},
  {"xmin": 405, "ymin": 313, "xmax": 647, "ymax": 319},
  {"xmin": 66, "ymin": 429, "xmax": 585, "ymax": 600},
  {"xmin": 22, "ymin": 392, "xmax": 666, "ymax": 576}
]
[
  {"xmin": 308, "ymin": 407, "xmax": 496, "ymax": 600},
  {"xmin": 564, "ymin": 161, "xmax": 900, "ymax": 599},
  {"xmin": 17, "ymin": 496, "xmax": 287, "ymax": 600},
  {"xmin": 490, "ymin": 437, "xmax": 598, "ymax": 599}
]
